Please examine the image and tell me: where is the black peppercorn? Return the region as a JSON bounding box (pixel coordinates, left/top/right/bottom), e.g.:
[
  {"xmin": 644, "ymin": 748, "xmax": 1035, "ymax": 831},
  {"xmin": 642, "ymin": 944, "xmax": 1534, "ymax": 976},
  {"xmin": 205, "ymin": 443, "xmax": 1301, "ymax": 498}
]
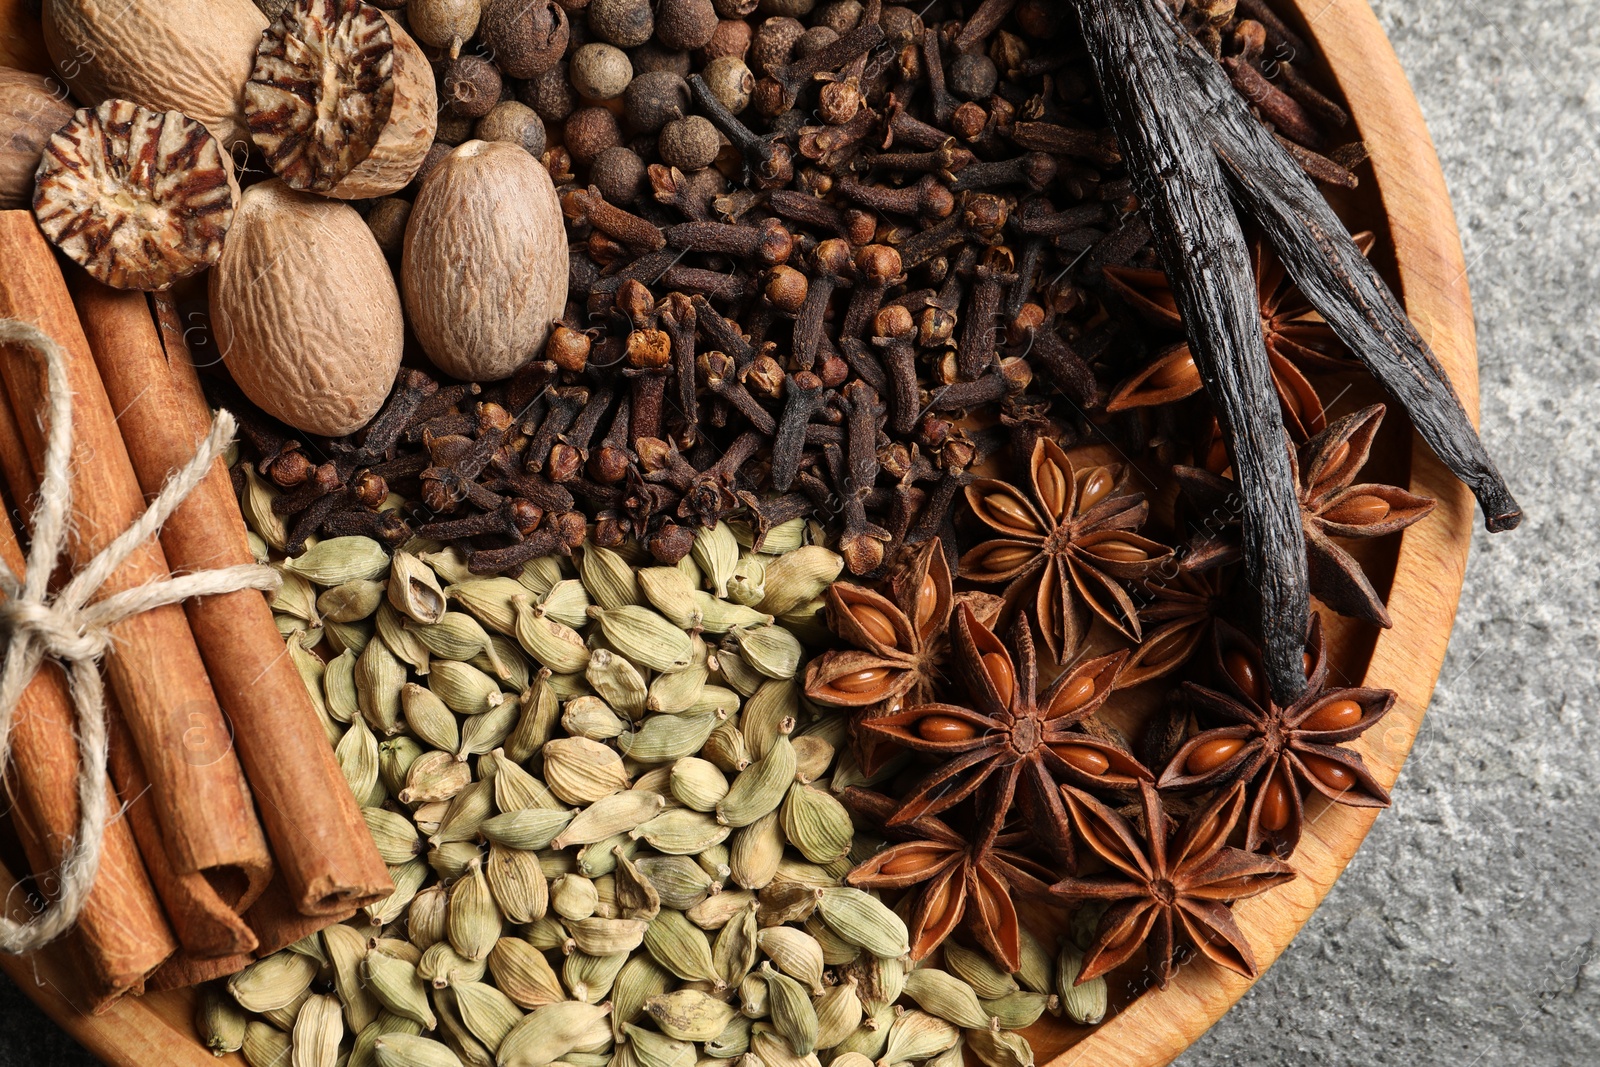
[{"xmin": 443, "ymin": 54, "xmax": 503, "ymax": 118}]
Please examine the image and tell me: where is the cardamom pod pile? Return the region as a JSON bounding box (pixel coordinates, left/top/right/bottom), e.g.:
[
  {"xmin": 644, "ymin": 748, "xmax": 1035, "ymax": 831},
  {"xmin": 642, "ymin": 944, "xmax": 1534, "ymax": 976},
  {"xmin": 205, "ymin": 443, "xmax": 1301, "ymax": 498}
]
[{"xmin": 210, "ymin": 488, "xmax": 1108, "ymax": 1067}]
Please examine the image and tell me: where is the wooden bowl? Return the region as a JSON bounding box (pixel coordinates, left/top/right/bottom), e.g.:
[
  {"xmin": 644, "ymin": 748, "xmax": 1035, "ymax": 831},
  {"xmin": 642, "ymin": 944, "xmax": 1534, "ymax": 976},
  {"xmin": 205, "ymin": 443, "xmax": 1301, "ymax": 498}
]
[{"xmin": 0, "ymin": 0, "xmax": 1479, "ymax": 1063}]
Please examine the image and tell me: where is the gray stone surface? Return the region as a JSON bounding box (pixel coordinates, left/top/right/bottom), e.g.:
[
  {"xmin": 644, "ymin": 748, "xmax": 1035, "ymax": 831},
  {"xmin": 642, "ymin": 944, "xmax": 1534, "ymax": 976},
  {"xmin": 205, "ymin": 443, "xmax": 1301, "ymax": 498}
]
[{"xmin": 2, "ymin": 0, "xmax": 1595, "ymax": 1064}]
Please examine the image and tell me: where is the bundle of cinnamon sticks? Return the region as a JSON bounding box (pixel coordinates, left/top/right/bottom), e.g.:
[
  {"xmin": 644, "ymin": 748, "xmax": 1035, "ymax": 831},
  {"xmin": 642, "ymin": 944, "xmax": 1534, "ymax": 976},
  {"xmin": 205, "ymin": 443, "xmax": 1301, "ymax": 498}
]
[{"xmin": 0, "ymin": 210, "xmax": 390, "ymax": 1012}]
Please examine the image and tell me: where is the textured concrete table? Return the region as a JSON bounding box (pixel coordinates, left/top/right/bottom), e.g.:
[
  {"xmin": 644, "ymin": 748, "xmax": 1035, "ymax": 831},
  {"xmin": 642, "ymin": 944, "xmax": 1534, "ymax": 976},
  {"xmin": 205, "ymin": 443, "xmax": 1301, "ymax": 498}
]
[{"xmin": 3, "ymin": 0, "xmax": 1596, "ymax": 1063}]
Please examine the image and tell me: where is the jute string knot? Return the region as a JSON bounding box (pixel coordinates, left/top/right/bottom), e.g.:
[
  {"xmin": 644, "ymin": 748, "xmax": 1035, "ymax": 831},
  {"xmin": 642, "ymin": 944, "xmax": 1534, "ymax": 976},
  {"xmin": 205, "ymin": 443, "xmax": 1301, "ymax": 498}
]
[{"xmin": 0, "ymin": 317, "xmax": 281, "ymax": 954}]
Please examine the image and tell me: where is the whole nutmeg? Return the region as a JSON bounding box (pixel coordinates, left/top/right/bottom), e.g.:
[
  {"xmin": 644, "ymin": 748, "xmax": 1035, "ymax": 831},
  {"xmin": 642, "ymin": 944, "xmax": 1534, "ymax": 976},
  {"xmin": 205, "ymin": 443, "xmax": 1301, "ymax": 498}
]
[
  {"xmin": 569, "ymin": 42, "xmax": 633, "ymax": 100},
  {"xmin": 403, "ymin": 140, "xmax": 568, "ymax": 380},
  {"xmin": 628, "ymin": 42, "xmax": 691, "ymax": 76},
  {"xmin": 749, "ymin": 16, "xmax": 804, "ymax": 76},
  {"xmin": 408, "ymin": 0, "xmax": 482, "ymax": 52},
  {"xmin": 757, "ymin": 0, "xmax": 814, "ymax": 16},
  {"xmin": 949, "ymin": 52, "xmax": 998, "ymax": 102},
  {"xmin": 42, "ymin": 0, "xmax": 266, "ymax": 147},
  {"xmin": 365, "ymin": 196, "xmax": 412, "ymax": 256},
  {"xmin": 443, "ymin": 55, "xmax": 503, "ymax": 117},
  {"xmin": 563, "ymin": 105, "xmax": 622, "ymax": 165},
  {"xmin": 211, "ymin": 180, "xmax": 403, "ymax": 436},
  {"xmin": 409, "ymin": 141, "xmax": 454, "ymax": 192},
  {"xmin": 813, "ymin": 0, "xmax": 861, "ymax": 34},
  {"xmin": 655, "ymin": 0, "xmax": 717, "ymax": 51},
  {"xmin": 590, "ymin": 146, "xmax": 647, "ymax": 203},
  {"xmin": 519, "ymin": 61, "xmax": 576, "ymax": 121},
  {"xmin": 701, "ymin": 18, "xmax": 752, "ymax": 61},
  {"xmin": 701, "ymin": 56, "xmax": 753, "ymax": 113},
  {"xmin": 481, "ymin": 0, "xmax": 568, "ymax": 78},
  {"xmin": 658, "ymin": 115, "xmax": 720, "ymax": 171},
  {"xmin": 587, "ymin": 0, "xmax": 653, "ymax": 47},
  {"xmin": 622, "ymin": 70, "xmax": 689, "ymax": 133},
  {"xmin": 0, "ymin": 70, "xmax": 73, "ymax": 210},
  {"xmin": 476, "ymin": 100, "xmax": 547, "ymax": 156}
]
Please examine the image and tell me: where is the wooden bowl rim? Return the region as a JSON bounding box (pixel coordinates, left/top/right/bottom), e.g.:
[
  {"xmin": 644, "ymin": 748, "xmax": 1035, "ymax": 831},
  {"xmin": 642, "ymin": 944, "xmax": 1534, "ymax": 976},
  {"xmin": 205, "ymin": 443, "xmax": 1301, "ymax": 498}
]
[{"xmin": 0, "ymin": 0, "xmax": 1478, "ymax": 1064}]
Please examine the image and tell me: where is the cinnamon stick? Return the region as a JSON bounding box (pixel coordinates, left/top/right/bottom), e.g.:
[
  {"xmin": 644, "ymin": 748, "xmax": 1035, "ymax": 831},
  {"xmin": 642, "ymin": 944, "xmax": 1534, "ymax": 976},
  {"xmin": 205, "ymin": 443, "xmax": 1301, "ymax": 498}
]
[
  {"xmin": 0, "ymin": 503, "xmax": 176, "ymax": 1003},
  {"xmin": 71, "ymin": 278, "xmax": 391, "ymax": 918},
  {"xmin": 0, "ymin": 212, "xmax": 272, "ymax": 908}
]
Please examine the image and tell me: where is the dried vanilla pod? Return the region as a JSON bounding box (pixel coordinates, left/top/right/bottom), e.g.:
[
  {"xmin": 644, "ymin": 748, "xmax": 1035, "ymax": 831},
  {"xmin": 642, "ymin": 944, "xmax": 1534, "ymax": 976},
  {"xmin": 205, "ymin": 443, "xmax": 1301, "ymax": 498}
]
[
  {"xmin": 33, "ymin": 99, "xmax": 238, "ymax": 291},
  {"xmin": 245, "ymin": 0, "xmax": 437, "ymax": 197}
]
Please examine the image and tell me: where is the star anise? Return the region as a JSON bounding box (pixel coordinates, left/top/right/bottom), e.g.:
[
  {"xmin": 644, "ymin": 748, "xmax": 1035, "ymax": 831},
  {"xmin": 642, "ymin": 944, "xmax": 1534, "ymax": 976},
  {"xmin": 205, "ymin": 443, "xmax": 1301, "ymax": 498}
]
[
  {"xmin": 1177, "ymin": 403, "xmax": 1436, "ymax": 626},
  {"xmin": 958, "ymin": 438, "xmax": 1174, "ymax": 663},
  {"xmin": 1103, "ymin": 235, "xmax": 1375, "ymax": 440},
  {"xmin": 1051, "ymin": 780, "xmax": 1295, "ymax": 989},
  {"xmin": 841, "ymin": 788, "xmax": 1054, "ymax": 972},
  {"xmin": 1120, "ymin": 568, "xmax": 1229, "ymax": 688},
  {"xmin": 861, "ymin": 603, "xmax": 1151, "ymax": 861},
  {"xmin": 1158, "ymin": 617, "xmax": 1394, "ymax": 857},
  {"xmin": 804, "ymin": 540, "xmax": 1002, "ymax": 774}
]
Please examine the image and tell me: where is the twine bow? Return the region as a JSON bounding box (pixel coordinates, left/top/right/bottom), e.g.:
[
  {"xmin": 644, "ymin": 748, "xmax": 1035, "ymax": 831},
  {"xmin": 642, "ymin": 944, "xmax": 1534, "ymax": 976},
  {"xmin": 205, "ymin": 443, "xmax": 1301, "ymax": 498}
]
[{"xmin": 0, "ymin": 317, "xmax": 280, "ymax": 954}]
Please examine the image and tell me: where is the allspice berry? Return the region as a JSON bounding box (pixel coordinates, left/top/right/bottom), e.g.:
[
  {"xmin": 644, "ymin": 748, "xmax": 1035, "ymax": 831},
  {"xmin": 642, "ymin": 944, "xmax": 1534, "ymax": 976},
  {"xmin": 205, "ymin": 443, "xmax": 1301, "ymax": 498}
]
[
  {"xmin": 622, "ymin": 70, "xmax": 689, "ymax": 133},
  {"xmin": 702, "ymin": 18, "xmax": 752, "ymax": 61},
  {"xmin": 443, "ymin": 55, "xmax": 503, "ymax": 118},
  {"xmin": 629, "ymin": 42, "xmax": 691, "ymax": 76},
  {"xmin": 794, "ymin": 25, "xmax": 838, "ymax": 56},
  {"xmin": 588, "ymin": 0, "xmax": 653, "ymax": 47},
  {"xmin": 591, "ymin": 146, "xmax": 646, "ymax": 204},
  {"xmin": 481, "ymin": 0, "xmax": 568, "ymax": 78},
  {"xmin": 563, "ymin": 105, "xmax": 622, "ymax": 165},
  {"xmin": 435, "ymin": 111, "xmax": 476, "ymax": 146},
  {"xmin": 879, "ymin": 5, "xmax": 923, "ymax": 47},
  {"xmin": 408, "ymin": 0, "xmax": 482, "ymax": 53},
  {"xmin": 570, "ymin": 42, "xmax": 633, "ymax": 100},
  {"xmin": 758, "ymin": 0, "xmax": 814, "ymax": 16},
  {"xmin": 750, "ymin": 16, "xmax": 803, "ymax": 76},
  {"xmin": 701, "ymin": 56, "xmax": 753, "ymax": 113},
  {"xmin": 950, "ymin": 52, "xmax": 998, "ymax": 101},
  {"xmin": 814, "ymin": 0, "xmax": 861, "ymax": 33},
  {"xmin": 712, "ymin": 0, "xmax": 756, "ymax": 16},
  {"xmin": 655, "ymin": 0, "xmax": 717, "ymax": 51},
  {"xmin": 476, "ymin": 100, "xmax": 547, "ymax": 156},
  {"xmin": 658, "ymin": 115, "xmax": 720, "ymax": 171},
  {"xmin": 519, "ymin": 61, "xmax": 576, "ymax": 122},
  {"xmin": 365, "ymin": 197, "xmax": 412, "ymax": 256}
]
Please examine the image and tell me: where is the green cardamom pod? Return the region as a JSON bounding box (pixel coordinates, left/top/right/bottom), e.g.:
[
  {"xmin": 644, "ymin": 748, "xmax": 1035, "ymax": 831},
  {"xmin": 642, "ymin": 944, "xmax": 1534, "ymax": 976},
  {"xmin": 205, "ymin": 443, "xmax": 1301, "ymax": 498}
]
[
  {"xmin": 635, "ymin": 566, "xmax": 702, "ymax": 629},
  {"xmin": 362, "ymin": 949, "xmax": 437, "ymax": 1029},
  {"xmin": 701, "ymin": 720, "xmax": 753, "ymax": 773},
  {"xmin": 902, "ymin": 968, "xmax": 992, "ymax": 1030},
  {"xmin": 791, "ymin": 736, "xmax": 836, "ymax": 786},
  {"xmin": 632, "ymin": 808, "xmax": 730, "ymax": 855},
  {"xmin": 324, "ymin": 647, "xmax": 360, "ymax": 724},
  {"xmin": 643, "ymin": 908, "xmax": 722, "ymax": 988},
  {"xmin": 944, "ymin": 941, "xmax": 1021, "ymax": 1000},
  {"xmin": 242, "ymin": 1020, "xmax": 291, "ymax": 1067},
  {"xmin": 727, "ymin": 554, "xmax": 766, "ymax": 607},
  {"xmin": 505, "ymin": 671, "xmax": 560, "ymax": 764},
  {"xmin": 704, "ymin": 1013, "xmax": 752, "ymax": 1059},
  {"xmin": 367, "ymin": 858, "xmax": 429, "ymax": 926},
  {"xmin": 371, "ymin": 1033, "xmax": 462, "ymax": 1067},
  {"xmin": 428, "ymin": 660, "xmax": 506, "ymax": 716},
  {"xmin": 475, "ymin": 633, "xmax": 530, "ymax": 691},
  {"xmin": 609, "ymin": 953, "xmax": 673, "ymax": 1042},
  {"xmin": 740, "ymin": 680, "xmax": 799, "ymax": 758},
  {"xmin": 646, "ymin": 988, "xmax": 739, "ymax": 1043},
  {"xmin": 737, "ymin": 972, "xmax": 768, "ymax": 1019},
  {"xmin": 755, "ymin": 546, "xmax": 843, "ymax": 617},
  {"xmin": 817, "ymin": 887, "xmax": 910, "ymax": 959},
  {"xmin": 812, "ymin": 976, "xmax": 862, "ymax": 1050},
  {"xmin": 420, "ymin": 545, "xmax": 474, "ymax": 585},
  {"xmin": 622, "ymin": 1024, "xmax": 695, "ymax": 1067},
  {"xmin": 880, "ymin": 1009, "xmax": 959, "ymax": 1066},
  {"xmin": 357, "ymin": 637, "xmax": 406, "ymax": 736},
  {"xmin": 427, "ymin": 843, "xmax": 483, "ymax": 884},
  {"xmin": 497, "ymin": 1000, "xmax": 612, "ymax": 1067},
  {"xmin": 228, "ymin": 950, "xmax": 318, "ymax": 1013},
  {"xmin": 760, "ymin": 962, "xmax": 819, "ymax": 1056},
  {"xmin": 431, "ymin": 986, "xmax": 492, "ymax": 1067},
  {"xmin": 447, "ymin": 860, "xmax": 503, "ymax": 962},
  {"xmin": 239, "ymin": 465, "xmax": 289, "ymax": 551},
  {"xmin": 481, "ymin": 807, "xmax": 574, "ymax": 851},
  {"xmin": 618, "ymin": 710, "xmax": 721, "ymax": 764},
  {"xmin": 512, "ymin": 594, "xmax": 591, "ymax": 674},
  {"xmin": 550, "ymin": 872, "xmax": 598, "ymax": 921},
  {"xmin": 488, "ymin": 750, "xmax": 561, "ymax": 812},
  {"xmin": 557, "ymin": 695, "xmax": 624, "ymax": 741},
  {"xmin": 966, "ymin": 1026, "xmax": 1035, "ymax": 1067},
  {"xmin": 398, "ymin": 750, "xmax": 471, "ymax": 805},
  {"xmin": 711, "ymin": 901, "xmax": 759, "ymax": 989},
  {"xmin": 377, "ymin": 601, "xmax": 431, "ymax": 674},
  {"xmin": 669, "ymin": 757, "xmax": 729, "ymax": 812},
  {"xmin": 780, "ymin": 782, "xmax": 853, "ymax": 864},
  {"xmin": 575, "ymin": 832, "xmax": 637, "ymax": 878},
  {"xmin": 457, "ymin": 697, "xmax": 520, "ymax": 759},
  {"xmin": 336, "ymin": 716, "xmax": 383, "ymax": 807},
  {"xmin": 717, "ymin": 720, "xmax": 797, "ymax": 828},
  {"xmin": 363, "ymin": 806, "xmax": 423, "ymax": 865},
  {"xmin": 691, "ymin": 521, "xmax": 740, "ymax": 598},
  {"xmin": 646, "ymin": 647, "xmax": 710, "ymax": 714},
  {"xmin": 407, "ymin": 885, "xmax": 449, "ymax": 951},
  {"xmin": 195, "ymin": 984, "xmax": 247, "ymax": 1056},
  {"xmin": 319, "ymin": 578, "xmax": 387, "ymax": 623},
  {"xmin": 713, "ymin": 646, "xmax": 765, "ymax": 698},
  {"xmin": 431, "ymin": 780, "xmax": 494, "ymax": 846},
  {"xmin": 577, "ymin": 543, "xmax": 644, "ymax": 609},
  {"xmin": 515, "ymin": 553, "xmax": 567, "ymax": 599},
  {"xmin": 827, "ymin": 1004, "xmax": 894, "ymax": 1061},
  {"xmin": 755, "ymin": 881, "xmax": 821, "ymax": 927},
  {"xmin": 980, "ymin": 991, "xmax": 1056, "ymax": 1030},
  {"xmin": 487, "ymin": 937, "xmax": 565, "ymax": 1009},
  {"xmin": 729, "ymin": 625, "xmax": 803, "ymax": 680},
  {"xmin": 396, "ymin": 683, "xmax": 456, "ymax": 754},
  {"xmin": 551, "ymin": 790, "xmax": 665, "ymax": 849},
  {"xmin": 585, "ymin": 648, "xmax": 648, "ymax": 719},
  {"xmin": 325, "ymin": 616, "xmax": 373, "ymax": 656},
  {"xmin": 520, "ymin": 915, "xmax": 569, "ymax": 952},
  {"xmin": 418, "ymin": 941, "xmax": 488, "ymax": 989},
  {"xmin": 377, "ymin": 735, "xmax": 423, "ymax": 801},
  {"xmin": 411, "ymin": 612, "xmax": 504, "ymax": 675},
  {"xmin": 562, "ymin": 949, "xmax": 630, "ymax": 1003},
  {"xmin": 728, "ymin": 810, "xmax": 785, "ymax": 891},
  {"xmin": 446, "ymin": 577, "xmax": 523, "ymax": 635},
  {"xmin": 452, "ymin": 980, "xmax": 524, "ymax": 1054},
  {"xmin": 485, "ymin": 841, "xmax": 547, "ymax": 924},
  {"xmin": 1015, "ymin": 926, "xmax": 1055, "ymax": 994},
  {"xmin": 533, "ymin": 578, "xmax": 593, "ymax": 628},
  {"xmin": 777, "ymin": 597, "xmax": 832, "ymax": 647},
  {"xmin": 755, "ymin": 927, "xmax": 825, "ymax": 995},
  {"xmin": 270, "ymin": 568, "xmax": 321, "ymax": 625},
  {"xmin": 635, "ymin": 854, "xmax": 715, "ymax": 911},
  {"xmin": 691, "ymin": 592, "xmax": 773, "ymax": 634},
  {"xmin": 1054, "ymin": 941, "xmax": 1107, "ymax": 1026},
  {"xmin": 389, "ymin": 550, "xmax": 447, "ymax": 625}
]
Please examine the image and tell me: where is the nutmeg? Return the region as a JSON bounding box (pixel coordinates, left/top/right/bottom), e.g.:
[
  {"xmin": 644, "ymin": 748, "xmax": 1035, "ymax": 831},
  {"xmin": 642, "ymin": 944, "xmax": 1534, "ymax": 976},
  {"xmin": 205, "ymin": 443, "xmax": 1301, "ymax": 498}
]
[
  {"xmin": 42, "ymin": 0, "xmax": 267, "ymax": 147},
  {"xmin": 210, "ymin": 180, "xmax": 403, "ymax": 436},
  {"xmin": 481, "ymin": 0, "xmax": 568, "ymax": 78},
  {"xmin": 402, "ymin": 140, "xmax": 568, "ymax": 381},
  {"xmin": 0, "ymin": 69, "xmax": 74, "ymax": 210}
]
